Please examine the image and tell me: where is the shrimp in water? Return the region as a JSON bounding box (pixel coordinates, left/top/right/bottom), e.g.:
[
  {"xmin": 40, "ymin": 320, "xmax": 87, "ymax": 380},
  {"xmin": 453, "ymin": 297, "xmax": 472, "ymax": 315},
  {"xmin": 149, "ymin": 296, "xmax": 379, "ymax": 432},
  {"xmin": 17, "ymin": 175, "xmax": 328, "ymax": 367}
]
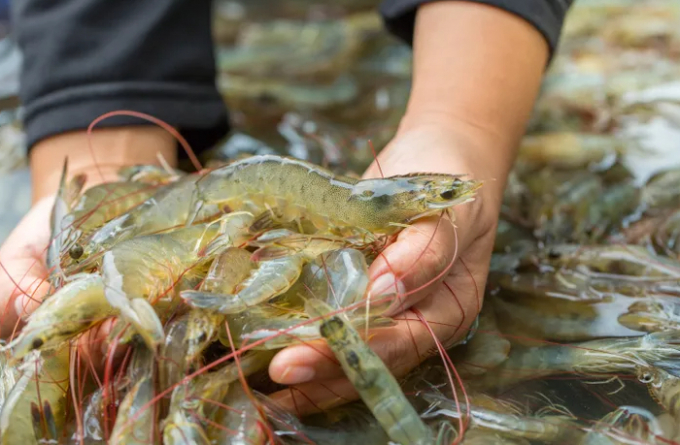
[{"xmin": 307, "ymin": 298, "xmax": 433, "ymax": 445}]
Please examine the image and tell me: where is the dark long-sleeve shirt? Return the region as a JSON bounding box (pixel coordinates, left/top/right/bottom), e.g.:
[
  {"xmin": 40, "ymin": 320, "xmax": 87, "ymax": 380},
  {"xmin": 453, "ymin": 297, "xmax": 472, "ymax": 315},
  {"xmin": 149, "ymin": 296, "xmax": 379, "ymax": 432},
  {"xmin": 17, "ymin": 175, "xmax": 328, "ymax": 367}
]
[{"xmin": 12, "ymin": 0, "xmax": 573, "ymax": 154}]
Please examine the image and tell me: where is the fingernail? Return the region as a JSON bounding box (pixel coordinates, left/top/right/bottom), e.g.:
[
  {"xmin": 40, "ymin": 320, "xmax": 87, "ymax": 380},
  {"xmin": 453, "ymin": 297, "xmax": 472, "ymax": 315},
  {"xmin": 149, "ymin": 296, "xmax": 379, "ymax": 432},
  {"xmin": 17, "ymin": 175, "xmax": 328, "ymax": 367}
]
[
  {"xmin": 279, "ymin": 366, "xmax": 316, "ymax": 384},
  {"xmin": 367, "ymin": 274, "xmax": 407, "ymax": 315},
  {"xmin": 368, "ymin": 273, "xmax": 405, "ymax": 298}
]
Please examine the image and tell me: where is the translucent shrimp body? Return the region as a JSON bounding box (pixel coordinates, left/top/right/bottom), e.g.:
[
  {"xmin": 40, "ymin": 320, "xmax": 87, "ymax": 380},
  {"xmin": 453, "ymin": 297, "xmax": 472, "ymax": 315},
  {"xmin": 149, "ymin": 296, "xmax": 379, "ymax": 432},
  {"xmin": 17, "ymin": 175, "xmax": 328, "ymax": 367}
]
[
  {"xmin": 0, "ymin": 348, "xmax": 70, "ymax": 445},
  {"xmin": 8, "ymin": 274, "xmax": 114, "ymax": 361},
  {"xmin": 102, "ymin": 213, "xmax": 253, "ymax": 349},
  {"xmin": 190, "ymin": 154, "xmax": 481, "ymax": 235},
  {"xmin": 307, "ymin": 299, "xmax": 433, "ymax": 445}
]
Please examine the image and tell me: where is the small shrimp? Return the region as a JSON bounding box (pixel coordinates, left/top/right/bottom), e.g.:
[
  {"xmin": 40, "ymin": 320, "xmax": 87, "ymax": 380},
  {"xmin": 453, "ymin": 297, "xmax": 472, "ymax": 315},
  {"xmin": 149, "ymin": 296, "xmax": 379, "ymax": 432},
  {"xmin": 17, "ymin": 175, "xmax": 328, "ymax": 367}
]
[
  {"xmin": 545, "ymin": 244, "xmax": 680, "ymax": 281},
  {"xmin": 60, "ymin": 181, "xmax": 161, "ymax": 266},
  {"xmin": 638, "ymin": 366, "xmax": 680, "ymax": 424},
  {"xmin": 46, "ymin": 160, "xmax": 83, "ymax": 289},
  {"xmin": 103, "ymin": 212, "xmax": 254, "ymax": 349},
  {"xmin": 475, "ymin": 332, "xmax": 680, "ymax": 390},
  {"xmin": 0, "ymin": 352, "xmax": 17, "ymax": 415},
  {"xmin": 70, "ymin": 174, "xmax": 222, "ymax": 273},
  {"xmin": 302, "ymin": 248, "xmax": 370, "ymax": 312},
  {"xmin": 204, "ymin": 384, "xmax": 267, "ymax": 445},
  {"xmin": 162, "ymin": 351, "xmax": 273, "ymax": 445},
  {"xmin": 109, "ymin": 346, "xmax": 157, "ymax": 445},
  {"xmin": 117, "ymin": 164, "xmax": 182, "ymax": 184},
  {"xmin": 182, "ymin": 231, "xmax": 350, "ymax": 314},
  {"xmin": 0, "ymin": 347, "xmax": 70, "ymax": 445},
  {"xmin": 583, "ymin": 405, "xmax": 665, "ymax": 445},
  {"xmin": 422, "ymin": 391, "xmax": 583, "ymax": 443},
  {"xmin": 618, "ymin": 298, "xmax": 680, "ymax": 333},
  {"xmin": 234, "ymin": 306, "xmax": 394, "ymax": 350},
  {"xmin": 452, "ymin": 304, "xmax": 511, "ymax": 377},
  {"xmin": 306, "ymin": 298, "xmax": 433, "ymax": 445},
  {"xmin": 189, "ymin": 154, "xmax": 481, "ymax": 237},
  {"xmin": 185, "ymin": 247, "xmax": 255, "ymax": 361},
  {"xmin": 6, "ymin": 274, "xmax": 114, "ymax": 362}
]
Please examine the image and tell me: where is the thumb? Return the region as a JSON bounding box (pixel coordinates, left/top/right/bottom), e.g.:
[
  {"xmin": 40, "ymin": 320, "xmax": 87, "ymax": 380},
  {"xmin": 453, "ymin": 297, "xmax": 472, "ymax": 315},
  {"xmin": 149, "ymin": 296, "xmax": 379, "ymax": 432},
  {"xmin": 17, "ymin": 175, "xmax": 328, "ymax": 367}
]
[
  {"xmin": 268, "ymin": 307, "xmax": 442, "ymax": 386},
  {"xmin": 367, "ymin": 203, "xmax": 480, "ymax": 317}
]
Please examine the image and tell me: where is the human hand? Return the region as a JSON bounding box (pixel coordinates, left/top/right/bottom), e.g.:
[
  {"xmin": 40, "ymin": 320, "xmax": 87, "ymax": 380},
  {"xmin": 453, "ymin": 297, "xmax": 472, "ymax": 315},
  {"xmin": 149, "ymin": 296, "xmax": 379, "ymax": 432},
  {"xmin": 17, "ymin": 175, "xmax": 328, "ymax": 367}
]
[
  {"xmin": 267, "ymin": 121, "xmax": 506, "ymax": 414},
  {"xmin": 0, "ymin": 197, "xmax": 54, "ymax": 339},
  {"xmin": 1, "ymin": 127, "xmax": 176, "ymax": 350}
]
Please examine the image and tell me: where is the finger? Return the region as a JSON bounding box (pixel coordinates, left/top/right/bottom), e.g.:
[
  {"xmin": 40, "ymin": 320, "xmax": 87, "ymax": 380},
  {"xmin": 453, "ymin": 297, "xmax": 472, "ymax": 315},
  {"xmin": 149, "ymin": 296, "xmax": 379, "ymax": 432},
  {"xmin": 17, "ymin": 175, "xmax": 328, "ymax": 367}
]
[
  {"xmin": 0, "ymin": 261, "xmax": 51, "ymax": 338},
  {"xmin": 269, "ymin": 274, "xmax": 475, "ymax": 386},
  {"xmin": 268, "ymin": 273, "xmax": 483, "ymax": 416},
  {"xmin": 269, "ymin": 377, "xmax": 358, "ymax": 416},
  {"xmin": 367, "ymin": 211, "xmax": 469, "ymax": 316}
]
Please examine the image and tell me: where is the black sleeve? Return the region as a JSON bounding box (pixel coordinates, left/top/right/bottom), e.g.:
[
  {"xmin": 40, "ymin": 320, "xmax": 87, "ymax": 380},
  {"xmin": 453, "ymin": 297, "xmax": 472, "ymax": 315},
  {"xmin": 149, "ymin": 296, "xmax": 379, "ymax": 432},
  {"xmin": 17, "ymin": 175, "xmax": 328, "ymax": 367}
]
[
  {"xmin": 12, "ymin": 0, "xmax": 230, "ymax": 153},
  {"xmin": 380, "ymin": 0, "xmax": 574, "ymax": 60}
]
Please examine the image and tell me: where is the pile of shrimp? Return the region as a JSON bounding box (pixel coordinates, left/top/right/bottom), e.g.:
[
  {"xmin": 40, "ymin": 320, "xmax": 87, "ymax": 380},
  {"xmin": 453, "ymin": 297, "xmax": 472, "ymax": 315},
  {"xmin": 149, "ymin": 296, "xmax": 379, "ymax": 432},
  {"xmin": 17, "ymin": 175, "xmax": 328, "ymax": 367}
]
[{"xmin": 0, "ymin": 111, "xmax": 483, "ymax": 445}]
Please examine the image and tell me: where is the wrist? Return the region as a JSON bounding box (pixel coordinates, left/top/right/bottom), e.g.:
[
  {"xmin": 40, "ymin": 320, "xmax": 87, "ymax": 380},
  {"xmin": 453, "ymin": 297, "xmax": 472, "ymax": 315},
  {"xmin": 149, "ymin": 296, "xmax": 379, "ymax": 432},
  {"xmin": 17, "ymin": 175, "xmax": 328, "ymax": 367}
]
[{"xmin": 30, "ymin": 127, "xmax": 177, "ymax": 203}]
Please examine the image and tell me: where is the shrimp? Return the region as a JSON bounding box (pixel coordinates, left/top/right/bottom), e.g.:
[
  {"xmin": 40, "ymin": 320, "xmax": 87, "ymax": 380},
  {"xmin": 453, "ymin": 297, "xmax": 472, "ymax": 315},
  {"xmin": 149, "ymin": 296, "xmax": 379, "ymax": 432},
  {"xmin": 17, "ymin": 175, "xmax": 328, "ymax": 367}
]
[
  {"xmin": 204, "ymin": 384, "xmax": 267, "ymax": 445},
  {"xmin": 618, "ymin": 298, "xmax": 680, "ymax": 333},
  {"xmin": 60, "ymin": 180, "xmax": 161, "ymax": 267},
  {"xmin": 0, "ymin": 347, "xmax": 70, "ymax": 445},
  {"xmin": 302, "ymin": 248, "xmax": 370, "ymax": 312},
  {"xmin": 185, "ymin": 247, "xmax": 254, "ymax": 361},
  {"xmin": 46, "ymin": 159, "xmax": 83, "ymax": 289},
  {"xmin": 638, "ymin": 365, "xmax": 680, "ymax": 424},
  {"xmin": 188, "ymin": 154, "xmax": 481, "ymax": 237},
  {"xmin": 233, "ymin": 306, "xmax": 394, "ymax": 350},
  {"xmin": 6, "ymin": 274, "xmax": 114, "ymax": 362},
  {"xmin": 162, "ymin": 351, "xmax": 274, "ymax": 445},
  {"xmin": 306, "ymin": 298, "xmax": 433, "ymax": 445},
  {"xmin": 109, "ymin": 346, "xmax": 157, "ymax": 445},
  {"xmin": 0, "ymin": 352, "xmax": 17, "ymax": 414},
  {"xmin": 102, "ymin": 212, "xmax": 254, "ymax": 349},
  {"xmin": 452, "ymin": 304, "xmax": 511, "ymax": 377},
  {"xmin": 474, "ymin": 331, "xmax": 680, "ymax": 390},
  {"xmin": 117, "ymin": 164, "xmax": 182, "ymax": 184},
  {"xmin": 545, "ymin": 244, "xmax": 680, "ymax": 281},
  {"xmin": 582, "ymin": 405, "xmax": 665, "ymax": 445},
  {"xmin": 181, "ymin": 230, "xmax": 352, "ymax": 314},
  {"xmin": 421, "ymin": 391, "xmax": 584, "ymax": 443},
  {"xmin": 258, "ymin": 393, "xmax": 390, "ymax": 445},
  {"xmin": 69, "ymin": 174, "xmax": 221, "ymax": 273}
]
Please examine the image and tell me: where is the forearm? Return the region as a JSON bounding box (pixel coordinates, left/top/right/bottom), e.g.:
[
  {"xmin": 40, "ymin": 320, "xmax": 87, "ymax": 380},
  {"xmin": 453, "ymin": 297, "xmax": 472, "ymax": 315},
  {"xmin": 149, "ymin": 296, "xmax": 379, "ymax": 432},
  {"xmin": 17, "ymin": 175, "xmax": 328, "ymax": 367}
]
[
  {"xmin": 403, "ymin": 2, "xmax": 548, "ymax": 190},
  {"xmin": 30, "ymin": 128, "xmax": 177, "ymax": 203}
]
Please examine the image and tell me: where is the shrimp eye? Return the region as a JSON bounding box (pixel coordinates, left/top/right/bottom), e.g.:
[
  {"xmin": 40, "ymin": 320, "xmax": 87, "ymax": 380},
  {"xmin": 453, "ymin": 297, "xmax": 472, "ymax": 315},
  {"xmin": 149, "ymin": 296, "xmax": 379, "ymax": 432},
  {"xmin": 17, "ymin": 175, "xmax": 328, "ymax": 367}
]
[
  {"xmin": 640, "ymin": 372, "xmax": 653, "ymax": 383},
  {"xmin": 346, "ymin": 351, "xmax": 360, "ymax": 369},
  {"xmin": 440, "ymin": 190, "xmax": 455, "ymax": 200},
  {"xmin": 32, "ymin": 338, "xmax": 44, "ymax": 350},
  {"xmin": 69, "ymin": 245, "xmax": 84, "ymax": 259}
]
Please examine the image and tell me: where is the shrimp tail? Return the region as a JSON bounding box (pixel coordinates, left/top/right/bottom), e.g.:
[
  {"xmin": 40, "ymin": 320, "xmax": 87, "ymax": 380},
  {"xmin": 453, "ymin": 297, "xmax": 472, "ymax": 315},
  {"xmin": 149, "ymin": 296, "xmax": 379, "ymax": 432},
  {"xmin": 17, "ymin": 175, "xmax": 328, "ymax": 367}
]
[
  {"xmin": 117, "ymin": 298, "xmax": 165, "ymax": 350},
  {"xmin": 180, "ymin": 290, "xmax": 238, "ymax": 313},
  {"xmin": 250, "ymin": 245, "xmax": 291, "ymax": 261}
]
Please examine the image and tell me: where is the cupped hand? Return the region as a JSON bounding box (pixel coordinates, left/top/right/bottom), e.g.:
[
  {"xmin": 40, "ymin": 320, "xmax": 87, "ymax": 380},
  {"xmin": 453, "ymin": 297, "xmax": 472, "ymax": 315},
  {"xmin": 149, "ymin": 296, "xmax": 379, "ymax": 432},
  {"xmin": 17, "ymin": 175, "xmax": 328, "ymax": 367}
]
[
  {"xmin": 268, "ymin": 122, "xmax": 505, "ymax": 414},
  {"xmin": 0, "ymin": 197, "xmax": 53, "ymax": 339}
]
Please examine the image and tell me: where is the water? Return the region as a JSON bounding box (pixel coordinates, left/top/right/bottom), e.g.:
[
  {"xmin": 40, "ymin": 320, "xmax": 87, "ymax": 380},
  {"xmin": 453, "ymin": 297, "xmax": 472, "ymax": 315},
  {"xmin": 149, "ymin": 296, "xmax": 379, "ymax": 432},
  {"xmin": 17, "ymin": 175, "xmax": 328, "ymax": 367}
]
[{"xmin": 1, "ymin": 1, "xmax": 680, "ymax": 443}]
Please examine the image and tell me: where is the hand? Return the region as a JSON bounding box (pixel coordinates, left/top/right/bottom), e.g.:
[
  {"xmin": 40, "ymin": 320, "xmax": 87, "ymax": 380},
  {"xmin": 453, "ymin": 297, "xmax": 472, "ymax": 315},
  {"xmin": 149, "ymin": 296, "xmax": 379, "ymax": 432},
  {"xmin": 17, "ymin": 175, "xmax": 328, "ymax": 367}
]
[
  {"xmin": 1, "ymin": 127, "xmax": 176, "ymax": 351},
  {"xmin": 267, "ymin": 122, "xmax": 505, "ymax": 414},
  {"xmin": 0, "ymin": 197, "xmax": 53, "ymax": 339}
]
